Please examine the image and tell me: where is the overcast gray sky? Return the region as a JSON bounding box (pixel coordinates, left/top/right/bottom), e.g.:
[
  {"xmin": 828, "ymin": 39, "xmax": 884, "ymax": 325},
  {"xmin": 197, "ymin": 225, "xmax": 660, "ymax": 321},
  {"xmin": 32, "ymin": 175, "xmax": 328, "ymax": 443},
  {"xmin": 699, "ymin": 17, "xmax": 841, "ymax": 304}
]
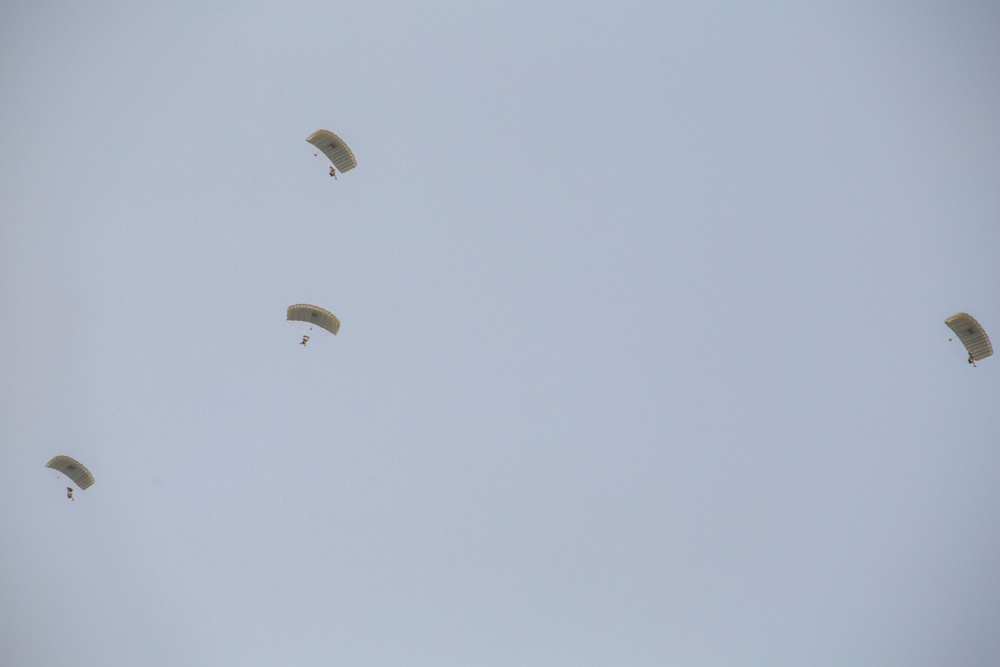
[{"xmin": 2, "ymin": 2, "xmax": 999, "ymax": 665}]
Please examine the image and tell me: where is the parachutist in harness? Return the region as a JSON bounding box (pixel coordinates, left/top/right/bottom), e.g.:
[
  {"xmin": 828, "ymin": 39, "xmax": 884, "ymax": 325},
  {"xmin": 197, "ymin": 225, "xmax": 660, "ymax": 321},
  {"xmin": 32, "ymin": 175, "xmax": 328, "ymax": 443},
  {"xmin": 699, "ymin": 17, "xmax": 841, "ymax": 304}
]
[
  {"xmin": 329, "ymin": 166, "xmax": 337, "ymax": 179},
  {"xmin": 969, "ymin": 353, "xmax": 977, "ymax": 367},
  {"xmin": 301, "ymin": 335, "xmax": 310, "ymax": 346},
  {"xmin": 66, "ymin": 487, "xmax": 74, "ymax": 501}
]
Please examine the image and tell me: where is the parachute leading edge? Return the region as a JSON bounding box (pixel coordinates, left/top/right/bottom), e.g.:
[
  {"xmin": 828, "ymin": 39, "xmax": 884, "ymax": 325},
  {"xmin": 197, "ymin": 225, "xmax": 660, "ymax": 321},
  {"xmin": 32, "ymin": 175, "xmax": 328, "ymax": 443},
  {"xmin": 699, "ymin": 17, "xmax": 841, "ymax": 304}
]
[{"xmin": 945, "ymin": 312, "xmax": 992, "ymax": 362}]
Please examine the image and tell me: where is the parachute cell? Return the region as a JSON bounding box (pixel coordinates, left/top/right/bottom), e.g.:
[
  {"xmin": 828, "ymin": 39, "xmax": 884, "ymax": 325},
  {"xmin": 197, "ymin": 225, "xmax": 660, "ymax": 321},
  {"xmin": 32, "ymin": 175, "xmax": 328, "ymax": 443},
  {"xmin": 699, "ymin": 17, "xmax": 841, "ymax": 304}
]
[
  {"xmin": 46, "ymin": 455, "xmax": 95, "ymax": 490},
  {"xmin": 306, "ymin": 130, "xmax": 357, "ymax": 174},
  {"xmin": 287, "ymin": 304, "xmax": 340, "ymax": 335},
  {"xmin": 945, "ymin": 312, "xmax": 992, "ymax": 361}
]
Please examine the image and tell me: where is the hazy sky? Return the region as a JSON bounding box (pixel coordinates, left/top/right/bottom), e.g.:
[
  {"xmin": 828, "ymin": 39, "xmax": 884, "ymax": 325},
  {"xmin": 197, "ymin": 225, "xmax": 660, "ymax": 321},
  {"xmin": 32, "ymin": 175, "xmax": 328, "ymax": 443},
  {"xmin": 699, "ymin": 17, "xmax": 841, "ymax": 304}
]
[{"xmin": 2, "ymin": 2, "xmax": 999, "ymax": 665}]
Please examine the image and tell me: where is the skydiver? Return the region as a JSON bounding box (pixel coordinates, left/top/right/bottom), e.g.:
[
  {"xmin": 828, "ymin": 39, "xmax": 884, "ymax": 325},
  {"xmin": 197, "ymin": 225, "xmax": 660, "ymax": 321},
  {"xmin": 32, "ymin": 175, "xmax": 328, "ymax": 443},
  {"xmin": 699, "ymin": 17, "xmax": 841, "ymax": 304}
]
[
  {"xmin": 969, "ymin": 353, "xmax": 977, "ymax": 367},
  {"xmin": 301, "ymin": 335, "xmax": 310, "ymax": 346},
  {"xmin": 329, "ymin": 166, "xmax": 337, "ymax": 179},
  {"xmin": 66, "ymin": 487, "xmax": 74, "ymax": 501}
]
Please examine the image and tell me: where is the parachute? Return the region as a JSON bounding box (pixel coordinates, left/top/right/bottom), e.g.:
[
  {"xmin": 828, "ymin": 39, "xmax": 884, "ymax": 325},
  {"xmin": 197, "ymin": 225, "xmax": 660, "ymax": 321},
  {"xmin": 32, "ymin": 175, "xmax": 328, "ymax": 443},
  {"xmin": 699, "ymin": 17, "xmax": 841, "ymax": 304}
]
[
  {"xmin": 306, "ymin": 130, "xmax": 357, "ymax": 174},
  {"xmin": 945, "ymin": 312, "xmax": 992, "ymax": 362},
  {"xmin": 45, "ymin": 455, "xmax": 95, "ymax": 490},
  {"xmin": 287, "ymin": 304, "xmax": 340, "ymax": 335}
]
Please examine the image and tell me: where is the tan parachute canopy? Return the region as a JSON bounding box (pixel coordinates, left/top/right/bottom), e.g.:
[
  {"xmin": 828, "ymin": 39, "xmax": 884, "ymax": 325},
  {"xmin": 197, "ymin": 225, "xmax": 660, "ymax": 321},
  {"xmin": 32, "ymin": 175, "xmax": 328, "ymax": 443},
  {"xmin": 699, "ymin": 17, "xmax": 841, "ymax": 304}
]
[
  {"xmin": 287, "ymin": 304, "xmax": 341, "ymax": 335},
  {"xmin": 45, "ymin": 455, "xmax": 95, "ymax": 490},
  {"xmin": 945, "ymin": 312, "xmax": 993, "ymax": 361},
  {"xmin": 306, "ymin": 130, "xmax": 357, "ymax": 174}
]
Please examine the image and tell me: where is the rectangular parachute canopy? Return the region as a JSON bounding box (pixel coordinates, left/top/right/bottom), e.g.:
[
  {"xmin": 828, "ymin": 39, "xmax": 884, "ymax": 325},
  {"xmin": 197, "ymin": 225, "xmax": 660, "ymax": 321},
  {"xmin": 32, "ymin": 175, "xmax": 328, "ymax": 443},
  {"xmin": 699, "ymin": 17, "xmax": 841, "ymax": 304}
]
[
  {"xmin": 287, "ymin": 303, "xmax": 341, "ymax": 335},
  {"xmin": 945, "ymin": 312, "xmax": 993, "ymax": 361},
  {"xmin": 45, "ymin": 455, "xmax": 95, "ymax": 490},
  {"xmin": 306, "ymin": 130, "xmax": 357, "ymax": 174}
]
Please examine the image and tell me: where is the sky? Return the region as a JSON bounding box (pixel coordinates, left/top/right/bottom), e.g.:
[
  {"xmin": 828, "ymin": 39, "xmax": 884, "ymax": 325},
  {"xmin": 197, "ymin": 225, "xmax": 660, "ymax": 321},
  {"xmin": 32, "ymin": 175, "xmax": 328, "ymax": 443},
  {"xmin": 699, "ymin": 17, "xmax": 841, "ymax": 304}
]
[{"xmin": 1, "ymin": 1, "xmax": 999, "ymax": 665}]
